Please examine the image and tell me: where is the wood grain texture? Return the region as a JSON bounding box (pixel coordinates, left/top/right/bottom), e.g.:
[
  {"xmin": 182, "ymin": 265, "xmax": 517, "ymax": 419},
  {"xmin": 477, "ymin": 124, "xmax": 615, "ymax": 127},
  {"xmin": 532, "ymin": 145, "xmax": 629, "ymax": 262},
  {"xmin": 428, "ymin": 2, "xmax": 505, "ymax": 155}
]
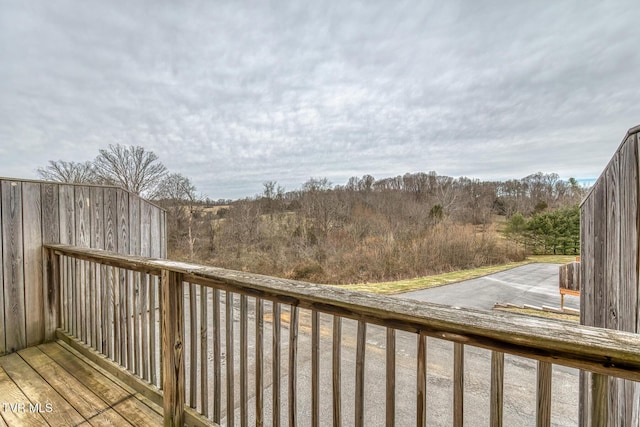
[
  {"xmin": 355, "ymin": 320, "xmax": 366, "ymax": 427},
  {"xmin": 22, "ymin": 182, "xmax": 43, "ymax": 346},
  {"xmin": 416, "ymin": 333, "xmax": 427, "ymax": 427},
  {"xmin": 490, "ymin": 351, "xmax": 504, "ymax": 427},
  {"xmin": 288, "ymin": 305, "xmax": 299, "ymax": 427},
  {"xmin": 255, "ymin": 298, "xmax": 264, "ymax": 427},
  {"xmin": 311, "ymin": 310, "xmax": 320, "ymax": 427},
  {"xmin": 226, "ymin": 291, "xmax": 235, "ymax": 427},
  {"xmin": 273, "ymin": 302, "xmax": 281, "ymax": 427},
  {"xmin": 453, "ymin": 343, "xmax": 464, "ymax": 427},
  {"xmin": 161, "ymin": 269, "xmax": 185, "ymax": 427},
  {"xmin": 2, "ymin": 180, "xmax": 25, "ymax": 353},
  {"xmin": 386, "ymin": 328, "xmax": 396, "ymax": 427},
  {"xmin": 536, "ymin": 361, "xmax": 552, "ymax": 427},
  {"xmin": 332, "ymin": 316, "xmax": 342, "ymax": 427},
  {"xmin": 40, "ymin": 183, "xmax": 59, "ymax": 341},
  {"xmin": 240, "ymin": 294, "xmax": 248, "ymax": 427}
]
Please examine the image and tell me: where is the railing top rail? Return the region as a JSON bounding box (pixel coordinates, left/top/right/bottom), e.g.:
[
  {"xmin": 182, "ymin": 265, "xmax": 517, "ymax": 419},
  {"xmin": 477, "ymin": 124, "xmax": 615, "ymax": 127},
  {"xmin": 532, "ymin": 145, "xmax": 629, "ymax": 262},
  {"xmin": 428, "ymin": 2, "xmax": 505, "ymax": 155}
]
[{"xmin": 46, "ymin": 243, "xmax": 640, "ymax": 381}]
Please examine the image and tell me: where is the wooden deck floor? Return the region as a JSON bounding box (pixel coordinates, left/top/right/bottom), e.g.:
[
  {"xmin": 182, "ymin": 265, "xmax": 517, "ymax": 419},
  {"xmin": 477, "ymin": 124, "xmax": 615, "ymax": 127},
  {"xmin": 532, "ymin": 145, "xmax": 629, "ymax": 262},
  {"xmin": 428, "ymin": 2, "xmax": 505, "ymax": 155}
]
[{"xmin": 0, "ymin": 341, "xmax": 163, "ymax": 426}]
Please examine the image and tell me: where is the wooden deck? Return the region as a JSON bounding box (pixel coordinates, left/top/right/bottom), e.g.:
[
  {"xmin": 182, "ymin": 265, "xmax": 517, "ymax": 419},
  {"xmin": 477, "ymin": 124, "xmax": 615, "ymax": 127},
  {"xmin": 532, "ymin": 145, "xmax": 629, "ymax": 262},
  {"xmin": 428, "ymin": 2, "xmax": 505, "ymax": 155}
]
[{"xmin": 0, "ymin": 341, "xmax": 163, "ymax": 426}]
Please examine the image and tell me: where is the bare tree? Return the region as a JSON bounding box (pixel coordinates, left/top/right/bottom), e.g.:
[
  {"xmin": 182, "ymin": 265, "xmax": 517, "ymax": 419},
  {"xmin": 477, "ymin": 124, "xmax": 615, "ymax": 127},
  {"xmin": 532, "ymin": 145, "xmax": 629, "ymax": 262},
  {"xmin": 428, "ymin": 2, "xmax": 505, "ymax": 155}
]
[
  {"xmin": 153, "ymin": 173, "xmax": 200, "ymax": 259},
  {"xmin": 37, "ymin": 160, "xmax": 96, "ymax": 183},
  {"xmin": 93, "ymin": 144, "xmax": 167, "ymax": 195}
]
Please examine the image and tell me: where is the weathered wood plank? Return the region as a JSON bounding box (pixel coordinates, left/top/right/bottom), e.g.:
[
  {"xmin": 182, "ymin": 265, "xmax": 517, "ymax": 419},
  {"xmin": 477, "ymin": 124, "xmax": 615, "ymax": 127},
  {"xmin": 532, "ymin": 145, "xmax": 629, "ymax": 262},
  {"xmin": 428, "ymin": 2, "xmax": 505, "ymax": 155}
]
[
  {"xmin": 161, "ymin": 269, "xmax": 185, "ymax": 427},
  {"xmin": 272, "ymin": 302, "xmax": 281, "ymax": 427},
  {"xmin": 386, "ymin": 328, "xmax": 396, "ymax": 427},
  {"xmin": 536, "ymin": 361, "xmax": 552, "ymax": 427},
  {"xmin": 288, "ymin": 305, "xmax": 299, "ymax": 427},
  {"xmin": 59, "ymin": 185, "xmax": 77, "ymax": 338},
  {"xmin": 90, "ymin": 187, "xmax": 104, "ymax": 353},
  {"xmin": 18, "ymin": 346, "xmax": 125, "ymax": 422},
  {"xmin": 332, "ymin": 316, "xmax": 341, "ymax": 427},
  {"xmin": 226, "ymin": 291, "xmax": 235, "ymax": 427},
  {"xmin": 2, "ymin": 180, "xmax": 25, "ymax": 353},
  {"xmin": 453, "ymin": 343, "xmax": 464, "ymax": 427},
  {"xmin": 75, "ymin": 186, "xmax": 91, "ymax": 344},
  {"xmin": 103, "ymin": 188, "xmax": 117, "ymax": 252},
  {"xmin": 0, "ymin": 352, "xmax": 85, "ymax": 425},
  {"xmin": 355, "ymin": 320, "xmax": 366, "ymax": 427},
  {"xmin": 0, "ymin": 365, "xmax": 48, "ymax": 426},
  {"xmin": 40, "ymin": 183, "xmax": 59, "ymax": 341},
  {"xmin": 417, "ymin": 333, "xmax": 427, "ymax": 427},
  {"xmin": 140, "ymin": 273, "xmax": 149, "ymax": 381},
  {"xmin": 619, "ymin": 133, "xmax": 640, "ymax": 425},
  {"xmin": 189, "ymin": 282, "xmax": 197, "ymax": 409},
  {"xmin": 200, "ymin": 285, "xmax": 209, "ymax": 416},
  {"xmin": 311, "ymin": 310, "xmax": 320, "ymax": 427},
  {"xmin": 605, "ymin": 154, "xmax": 621, "ymax": 427},
  {"xmin": 213, "ymin": 289, "xmax": 221, "ymax": 423},
  {"xmin": 22, "ymin": 182, "xmax": 44, "ymax": 346},
  {"xmin": 128, "ymin": 194, "xmax": 141, "ymax": 377},
  {"xmin": 591, "ymin": 373, "xmax": 608, "ymax": 426},
  {"xmin": 240, "ymin": 294, "xmax": 248, "ymax": 427},
  {"xmin": 490, "ymin": 351, "xmax": 504, "ymax": 427},
  {"xmin": 255, "ymin": 298, "xmax": 264, "ymax": 427}
]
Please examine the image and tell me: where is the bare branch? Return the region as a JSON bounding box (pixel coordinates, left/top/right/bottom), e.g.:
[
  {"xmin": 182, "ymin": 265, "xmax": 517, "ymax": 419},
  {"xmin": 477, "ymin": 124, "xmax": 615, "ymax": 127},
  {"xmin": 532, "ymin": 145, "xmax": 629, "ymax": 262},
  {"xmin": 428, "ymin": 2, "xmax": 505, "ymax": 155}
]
[
  {"xmin": 36, "ymin": 160, "xmax": 96, "ymax": 184},
  {"xmin": 93, "ymin": 144, "xmax": 167, "ymax": 195}
]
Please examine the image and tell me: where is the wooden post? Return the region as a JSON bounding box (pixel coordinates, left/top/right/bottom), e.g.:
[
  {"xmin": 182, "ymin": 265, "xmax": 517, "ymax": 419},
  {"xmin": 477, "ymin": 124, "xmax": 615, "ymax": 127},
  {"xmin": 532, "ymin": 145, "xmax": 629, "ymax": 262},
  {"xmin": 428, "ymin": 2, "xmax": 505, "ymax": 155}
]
[
  {"xmin": 44, "ymin": 248, "xmax": 60, "ymax": 338},
  {"xmin": 161, "ymin": 269, "xmax": 184, "ymax": 427}
]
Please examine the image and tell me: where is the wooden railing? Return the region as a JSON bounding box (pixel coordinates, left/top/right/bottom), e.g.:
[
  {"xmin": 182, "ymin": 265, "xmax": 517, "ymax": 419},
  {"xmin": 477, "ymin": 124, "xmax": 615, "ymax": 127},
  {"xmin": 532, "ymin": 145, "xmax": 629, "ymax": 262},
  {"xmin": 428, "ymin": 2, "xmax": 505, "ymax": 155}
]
[{"xmin": 45, "ymin": 244, "xmax": 640, "ymax": 426}]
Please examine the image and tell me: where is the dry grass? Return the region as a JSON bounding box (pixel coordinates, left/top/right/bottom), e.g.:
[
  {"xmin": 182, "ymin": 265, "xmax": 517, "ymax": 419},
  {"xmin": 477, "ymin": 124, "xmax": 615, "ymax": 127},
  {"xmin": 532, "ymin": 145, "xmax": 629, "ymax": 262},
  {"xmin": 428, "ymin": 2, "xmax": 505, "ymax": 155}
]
[
  {"xmin": 494, "ymin": 306, "xmax": 579, "ymax": 322},
  {"xmin": 338, "ymin": 253, "xmax": 578, "ymax": 294}
]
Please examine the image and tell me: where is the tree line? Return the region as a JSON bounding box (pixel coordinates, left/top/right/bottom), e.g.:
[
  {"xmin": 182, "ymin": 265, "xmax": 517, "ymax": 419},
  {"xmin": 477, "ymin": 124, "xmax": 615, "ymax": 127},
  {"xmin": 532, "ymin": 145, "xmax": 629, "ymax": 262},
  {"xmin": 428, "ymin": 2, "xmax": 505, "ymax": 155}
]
[{"xmin": 38, "ymin": 145, "xmax": 586, "ymax": 284}]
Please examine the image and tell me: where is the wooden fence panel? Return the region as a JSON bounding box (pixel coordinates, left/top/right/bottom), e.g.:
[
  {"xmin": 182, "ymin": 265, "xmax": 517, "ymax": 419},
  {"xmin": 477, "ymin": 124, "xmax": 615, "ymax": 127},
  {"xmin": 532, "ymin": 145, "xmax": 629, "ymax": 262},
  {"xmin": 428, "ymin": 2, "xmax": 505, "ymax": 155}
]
[
  {"xmin": 0, "ymin": 179, "xmax": 165, "ymax": 355},
  {"xmin": 2, "ymin": 181, "xmax": 25, "ymax": 353},
  {"xmin": 580, "ymin": 126, "xmax": 640, "ymax": 425},
  {"xmin": 22, "ymin": 182, "xmax": 43, "ymax": 346}
]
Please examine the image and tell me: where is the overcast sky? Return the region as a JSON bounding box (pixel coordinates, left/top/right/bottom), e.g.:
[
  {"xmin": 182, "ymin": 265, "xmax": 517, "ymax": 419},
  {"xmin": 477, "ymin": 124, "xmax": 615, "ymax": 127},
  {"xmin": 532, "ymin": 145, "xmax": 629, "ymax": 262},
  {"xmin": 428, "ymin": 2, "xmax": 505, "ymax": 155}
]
[{"xmin": 1, "ymin": 1, "xmax": 639, "ymax": 199}]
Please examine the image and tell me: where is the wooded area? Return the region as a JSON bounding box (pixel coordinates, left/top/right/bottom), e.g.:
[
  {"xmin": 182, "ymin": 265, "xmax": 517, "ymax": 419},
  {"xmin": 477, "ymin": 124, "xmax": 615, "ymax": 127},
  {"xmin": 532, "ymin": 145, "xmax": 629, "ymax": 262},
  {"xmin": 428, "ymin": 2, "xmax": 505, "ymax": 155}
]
[{"xmin": 163, "ymin": 172, "xmax": 585, "ymax": 284}]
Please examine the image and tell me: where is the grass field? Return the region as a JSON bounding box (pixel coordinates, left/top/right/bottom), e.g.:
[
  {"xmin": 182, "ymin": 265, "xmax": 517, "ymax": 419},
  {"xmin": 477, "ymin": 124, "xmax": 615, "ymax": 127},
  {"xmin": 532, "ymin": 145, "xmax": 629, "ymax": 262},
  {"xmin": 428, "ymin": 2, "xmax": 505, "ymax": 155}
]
[{"xmin": 337, "ymin": 254, "xmax": 578, "ymax": 294}]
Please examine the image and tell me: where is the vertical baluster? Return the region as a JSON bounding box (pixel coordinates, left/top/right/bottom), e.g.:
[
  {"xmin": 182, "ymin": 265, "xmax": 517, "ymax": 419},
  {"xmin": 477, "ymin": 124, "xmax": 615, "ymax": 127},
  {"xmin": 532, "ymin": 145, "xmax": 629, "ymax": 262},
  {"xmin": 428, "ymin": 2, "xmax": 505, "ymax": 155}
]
[
  {"xmin": 332, "ymin": 317, "xmax": 342, "ymax": 427},
  {"xmin": 190, "ymin": 282, "xmax": 197, "ymax": 409},
  {"xmin": 132, "ymin": 271, "xmax": 139, "ymax": 375},
  {"xmin": 355, "ymin": 321, "xmax": 366, "ymax": 427},
  {"xmin": 226, "ymin": 291, "xmax": 235, "ymax": 427},
  {"xmin": 289, "ymin": 306, "xmax": 299, "ymax": 427},
  {"xmin": 200, "ymin": 285, "xmax": 209, "ymax": 417},
  {"xmin": 490, "ymin": 351, "xmax": 504, "ymax": 427},
  {"xmin": 453, "ymin": 343, "xmax": 464, "ymax": 427},
  {"xmin": 536, "ymin": 361, "xmax": 552, "ymax": 427},
  {"xmin": 311, "ymin": 311, "xmax": 320, "ymax": 427},
  {"xmin": 213, "ymin": 289, "xmax": 221, "ymax": 423},
  {"xmin": 149, "ymin": 274, "xmax": 157, "ymax": 386},
  {"xmin": 591, "ymin": 373, "xmax": 608, "ymax": 426},
  {"xmin": 256, "ymin": 298, "xmax": 264, "ymax": 427},
  {"xmin": 240, "ymin": 295, "xmax": 248, "ymax": 427},
  {"xmin": 386, "ymin": 328, "xmax": 396, "ymax": 427},
  {"xmin": 417, "ymin": 333, "xmax": 427, "ymax": 427},
  {"xmin": 113, "ymin": 266, "xmax": 120, "ymax": 365},
  {"xmin": 273, "ymin": 302, "xmax": 281, "ymax": 427},
  {"xmin": 140, "ymin": 274, "xmax": 149, "ymax": 381}
]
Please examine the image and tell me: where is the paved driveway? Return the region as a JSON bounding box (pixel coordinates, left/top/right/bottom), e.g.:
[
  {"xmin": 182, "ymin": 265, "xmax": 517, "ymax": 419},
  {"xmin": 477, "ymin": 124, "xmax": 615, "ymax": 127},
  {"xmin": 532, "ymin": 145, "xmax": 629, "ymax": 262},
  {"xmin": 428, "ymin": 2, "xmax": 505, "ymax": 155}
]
[{"xmin": 400, "ymin": 263, "xmax": 580, "ymax": 311}]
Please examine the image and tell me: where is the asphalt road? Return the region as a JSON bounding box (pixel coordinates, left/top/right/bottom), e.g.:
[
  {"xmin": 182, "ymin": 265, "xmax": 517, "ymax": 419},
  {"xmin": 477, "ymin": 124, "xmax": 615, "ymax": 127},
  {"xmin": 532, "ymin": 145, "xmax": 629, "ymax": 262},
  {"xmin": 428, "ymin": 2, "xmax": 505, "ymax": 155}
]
[{"xmin": 400, "ymin": 263, "xmax": 580, "ymax": 311}]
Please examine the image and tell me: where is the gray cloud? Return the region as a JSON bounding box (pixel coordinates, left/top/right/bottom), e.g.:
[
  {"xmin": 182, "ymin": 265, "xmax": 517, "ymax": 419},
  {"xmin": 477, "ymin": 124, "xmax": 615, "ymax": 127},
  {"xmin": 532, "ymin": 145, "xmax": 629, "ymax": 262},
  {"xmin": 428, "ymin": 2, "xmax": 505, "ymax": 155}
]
[{"xmin": 1, "ymin": 0, "xmax": 639, "ymax": 199}]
